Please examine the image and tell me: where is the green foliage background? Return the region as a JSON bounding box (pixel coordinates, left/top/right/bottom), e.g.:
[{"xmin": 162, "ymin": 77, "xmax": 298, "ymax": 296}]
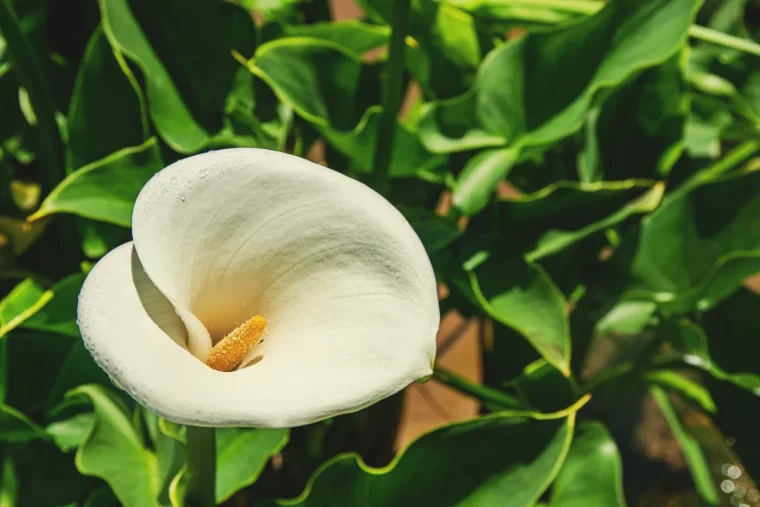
[{"xmin": 1, "ymin": 0, "xmax": 760, "ymax": 505}]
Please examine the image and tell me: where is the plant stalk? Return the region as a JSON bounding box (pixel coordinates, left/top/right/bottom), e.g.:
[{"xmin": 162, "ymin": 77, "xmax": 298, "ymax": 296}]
[
  {"xmin": 372, "ymin": 0, "xmax": 411, "ymax": 194},
  {"xmin": 433, "ymin": 367, "xmax": 522, "ymax": 410},
  {"xmin": 186, "ymin": 426, "xmax": 216, "ymax": 507}
]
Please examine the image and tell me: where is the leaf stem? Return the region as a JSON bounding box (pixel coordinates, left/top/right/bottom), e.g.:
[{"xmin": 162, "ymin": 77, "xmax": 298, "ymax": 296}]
[
  {"xmin": 185, "ymin": 426, "xmax": 216, "ymax": 507},
  {"xmin": 433, "ymin": 367, "xmax": 522, "ymax": 410},
  {"xmin": 688, "ymin": 25, "xmax": 760, "ymax": 58},
  {"xmin": 372, "ymin": 0, "xmax": 410, "ymax": 193}
]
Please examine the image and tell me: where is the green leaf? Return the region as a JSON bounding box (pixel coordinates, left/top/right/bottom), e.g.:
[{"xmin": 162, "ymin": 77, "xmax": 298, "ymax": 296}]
[
  {"xmin": 420, "ymin": 0, "xmax": 700, "ymax": 153},
  {"xmin": 362, "ymin": 0, "xmax": 486, "ymax": 98},
  {"xmin": 30, "ymin": 138, "xmax": 163, "ymax": 227},
  {"xmin": 0, "ymin": 403, "xmax": 49, "ymax": 442},
  {"xmin": 66, "ymin": 25, "xmax": 146, "ymax": 172},
  {"xmin": 549, "ymin": 422, "xmax": 625, "ymax": 507},
  {"xmin": 284, "ymin": 21, "xmax": 390, "ymax": 53},
  {"xmin": 464, "ymin": 255, "xmax": 571, "ymax": 376},
  {"xmin": 22, "ymin": 273, "xmax": 84, "ymax": 338},
  {"xmin": 651, "ymin": 386, "xmax": 718, "ymax": 505},
  {"xmin": 316, "ymin": 106, "xmax": 447, "ymax": 178},
  {"xmin": 660, "ymin": 319, "xmax": 760, "ymax": 396},
  {"xmin": 644, "ymin": 370, "xmax": 717, "ymax": 414},
  {"xmin": 97, "ymin": 0, "xmax": 256, "ymax": 153},
  {"xmin": 249, "ymin": 38, "xmax": 365, "ymax": 127},
  {"xmin": 0, "ymin": 278, "xmax": 52, "ymax": 340},
  {"xmin": 513, "ymin": 360, "xmax": 575, "ymax": 413},
  {"xmin": 215, "ymin": 427, "xmax": 289, "ymax": 503},
  {"xmin": 453, "ymin": 147, "xmax": 520, "ymax": 216},
  {"xmin": 266, "ymin": 411, "xmax": 576, "ymax": 507},
  {"xmin": 69, "ymin": 384, "xmax": 163, "ymax": 507},
  {"xmin": 45, "ymin": 340, "xmax": 112, "ymax": 409},
  {"xmin": 250, "ymin": 38, "xmax": 444, "ymax": 178},
  {"xmin": 45, "ymin": 412, "xmax": 96, "ymax": 452},
  {"xmin": 398, "ymin": 205, "xmax": 461, "ymax": 254},
  {"xmin": 618, "ymin": 168, "xmax": 760, "ymax": 313}
]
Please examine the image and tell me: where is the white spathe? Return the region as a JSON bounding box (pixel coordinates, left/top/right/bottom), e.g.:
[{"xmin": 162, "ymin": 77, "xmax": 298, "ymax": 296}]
[{"xmin": 77, "ymin": 149, "xmax": 439, "ymax": 428}]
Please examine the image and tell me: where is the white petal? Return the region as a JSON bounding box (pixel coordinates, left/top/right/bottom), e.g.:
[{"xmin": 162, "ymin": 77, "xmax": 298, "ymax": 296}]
[{"xmin": 84, "ymin": 149, "xmax": 438, "ymax": 427}]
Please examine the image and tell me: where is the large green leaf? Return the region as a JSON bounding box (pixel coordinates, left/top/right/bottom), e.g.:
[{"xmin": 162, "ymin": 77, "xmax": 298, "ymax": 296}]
[
  {"xmin": 97, "ymin": 0, "xmax": 256, "ymax": 153},
  {"xmin": 69, "ymin": 384, "xmax": 164, "ymax": 507},
  {"xmin": 266, "ymin": 411, "xmax": 577, "ymax": 507},
  {"xmin": 45, "ymin": 412, "xmax": 96, "ymax": 452},
  {"xmin": 618, "ymin": 167, "xmax": 760, "ymax": 313},
  {"xmin": 30, "ymin": 138, "xmax": 163, "ymax": 227},
  {"xmin": 549, "ymin": 422, "xmax": 625, "ymax": 507},
  {"xmin": 216, "ymin": 427, "xmax": 289, "ymax": 503},
  {"xmin": 464, "ymin": 255, "xmax": 570, "ymax": 375},
  {"xmin": 66, "ymin": 26, "xmax": 146, "ymax": 172},
  {"xmin": 420, "ymin": 0, "xmax": 699, "ymax": 153}
]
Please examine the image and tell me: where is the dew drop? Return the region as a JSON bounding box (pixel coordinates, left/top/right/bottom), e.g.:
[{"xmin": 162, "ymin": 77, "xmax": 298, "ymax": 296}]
[
  {"xmin": 184, "ymin": 178, "xmax": 193, "ymax": 189},
  {"xmin": 170, "ymin": 176, "xmax": 179, "ymax": 185},
  {"xmin": 179, "ymin": 193, "xmax": 186, "ymax": 202},
  {"xmin": 200, "ymin": 168, "xmax": 208, "ymax": 178}
]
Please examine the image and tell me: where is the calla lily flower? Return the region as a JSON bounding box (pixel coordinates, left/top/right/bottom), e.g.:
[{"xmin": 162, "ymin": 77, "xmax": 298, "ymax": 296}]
[{"xmin": 77, "ymin": 149, "xmax": 439, "ymax": 428}]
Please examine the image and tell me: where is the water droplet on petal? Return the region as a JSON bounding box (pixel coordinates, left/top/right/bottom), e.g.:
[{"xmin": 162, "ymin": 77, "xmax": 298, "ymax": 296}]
[
  {"xmin": 200, "ymin": 168, "xmax": 208, "ymax": 178},
  {"xmin": 170, "ymin": 177, "xmax": 178, "ymax": 185},
  {"xmin": 179, "ymin": 193, "xmax": 186, "ymax": 202}
]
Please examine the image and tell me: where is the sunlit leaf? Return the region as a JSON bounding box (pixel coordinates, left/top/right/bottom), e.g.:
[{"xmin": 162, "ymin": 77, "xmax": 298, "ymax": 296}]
[
  {"xmin": 0, "ymin": 278, "xmax": 51, "ymax": 340},
  {"xmin": 46, "ymin": 412, "xmax": 96, "ymax": 452},
  {"xmin": 420, "ymin": 0, "xmax": 699, "ymax": 152},
  {"xmin": 69, "ymin": 384, "xmax": 163, "ymax": 507},
  {"xmin": 30, "ymin": 138, "xmax": 163, "ymax": 227}
]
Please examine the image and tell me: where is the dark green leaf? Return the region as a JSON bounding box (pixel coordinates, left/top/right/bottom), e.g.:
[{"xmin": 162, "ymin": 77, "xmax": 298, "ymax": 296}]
[
  {"xmin": 398, "ymin": 205, "xmax": 461, "ymax": 254},
  {"xmin": 216, "ymin": 427, "xmax": 289, "ymax": 503},
  {"xmin": 66, "ymin": 26, "xmax": 146, "ymax": 172},
  {"xmin": 617, "ymin": 168, "xmax": 760, "ymax": 313},
  {"xmin": 97, "ymin": 0, "xmax": 256, "ymax": 153},
  {"xmin": 0, "ymin": 403, "xmax": 49, "ymax": 443},
  {"xmin": 265, "ymin": 412, "xmax": 576, "ymax": 507},
  {"xmin": 549, "ymin": 422, "xmax": 625, "ymax": 507}
]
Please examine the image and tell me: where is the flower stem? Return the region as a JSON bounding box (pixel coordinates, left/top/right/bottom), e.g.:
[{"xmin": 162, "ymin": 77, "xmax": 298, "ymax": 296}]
[
  {"xmin": 433, "ymin": 367, "xmax": 522, "ymax": 410},
  {"xmin": 372, "ymin": 0, "xmax": 411, "ymax": 194},
  {"xmin": 186, "ymin": 426, "xmax": 216, "ymax": 507}
]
